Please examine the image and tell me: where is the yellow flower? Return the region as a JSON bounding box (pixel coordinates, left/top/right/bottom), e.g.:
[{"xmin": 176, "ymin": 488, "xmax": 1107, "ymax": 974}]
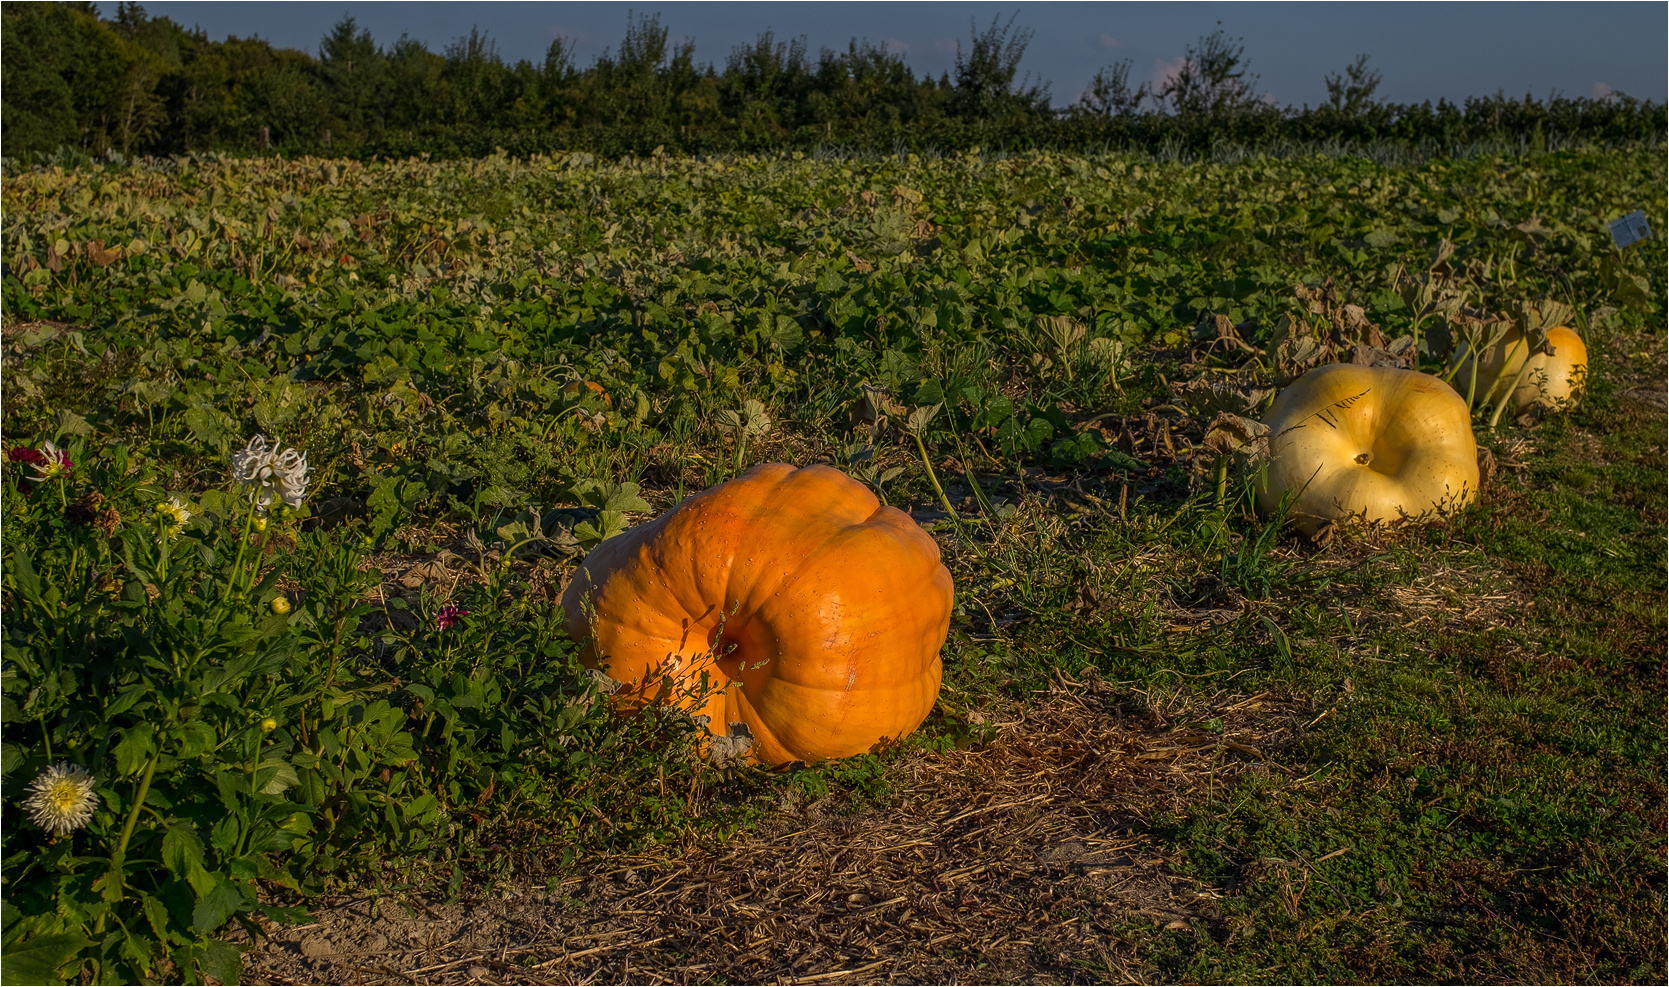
[
  {"xmin": 270, "ymin": 596, "xmax": 291, "ymax": 615},
  {"xmin": 260, "ymin": 717, "xmax": 278, "ymax": 733},
  {"xmin": 155, "ymin": 496, "xmax": 191, "ymax": 538},
  {"xmin": 253, "ymin": 513, "xmax": 269, "ymax": 533},
  {"xmin": 23, "ymin": 762, "xmax": 99, "ymax": 836}
]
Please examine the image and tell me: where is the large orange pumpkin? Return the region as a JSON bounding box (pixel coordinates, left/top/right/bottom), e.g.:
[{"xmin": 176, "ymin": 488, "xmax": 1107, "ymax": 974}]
[{"xmin": 561, "ymin": 463, "xmax": 953, "ymax": 765}]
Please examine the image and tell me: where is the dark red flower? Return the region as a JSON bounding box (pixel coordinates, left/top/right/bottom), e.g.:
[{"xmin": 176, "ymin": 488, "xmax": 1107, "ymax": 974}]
[{"xmin": 436, "ymin": 604, "xmax": 469, "ymax": 631}]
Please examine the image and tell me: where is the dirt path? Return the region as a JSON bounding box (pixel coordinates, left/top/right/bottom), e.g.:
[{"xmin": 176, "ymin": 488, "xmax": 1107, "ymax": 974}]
[{"xmin": 243, "ymin": 689, "xmax": 1295, "ymax": 985}]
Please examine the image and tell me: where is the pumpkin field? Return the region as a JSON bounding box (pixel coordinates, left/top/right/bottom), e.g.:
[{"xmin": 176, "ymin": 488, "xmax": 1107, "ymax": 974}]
[{"xmin": 1, "ymin": 144, "xmax": 1664, "ymax": 984}]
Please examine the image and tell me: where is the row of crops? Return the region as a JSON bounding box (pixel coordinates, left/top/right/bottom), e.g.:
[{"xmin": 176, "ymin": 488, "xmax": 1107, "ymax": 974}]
[{"xmin": 2, "ymin": 146, "xmax": 1664, "ymax": 982}]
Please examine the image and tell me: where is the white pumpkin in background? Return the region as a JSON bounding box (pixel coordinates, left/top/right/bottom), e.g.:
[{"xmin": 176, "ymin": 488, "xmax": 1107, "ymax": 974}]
[{"xmin": 1257, "ymin": 364, "xmax": 1480, "ymax": 535}]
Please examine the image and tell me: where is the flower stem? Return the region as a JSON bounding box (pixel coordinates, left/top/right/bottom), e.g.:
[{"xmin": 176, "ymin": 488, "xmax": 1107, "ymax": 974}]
[
  {"xmin": 202, "ymin": 504, "xmax": 259, "ymax": 635},
  {"xmin": 156, "ymin": 515, "xmax": 171, "ymax": 585},
  {"xmin": 220, "ymin": 500, "xmax": 259, "ymax": 606},
  {"xmin": 58, "ymin": 483, "xmax": 82, "ymax": 585},
  {"xmin": 1477, "ymin": 335, "xmax": 1525, "ymax": 413},
  {"xmin": 97, "ymin": 746, "xmax": 162, "ymax": 933},
  {"xmin": 116, "ymin": 748, "xmax": 161, "ymax": 859}
]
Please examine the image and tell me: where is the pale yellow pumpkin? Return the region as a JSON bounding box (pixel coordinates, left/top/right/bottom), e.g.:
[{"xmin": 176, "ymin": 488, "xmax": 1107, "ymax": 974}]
[
  {"xmin": 1453, "ymin": 325, "xmax": 1588, "ymax": 412},
  {"xmin": 1256, "ymin": 364, "xmax": 1480, "ymax": 535}
]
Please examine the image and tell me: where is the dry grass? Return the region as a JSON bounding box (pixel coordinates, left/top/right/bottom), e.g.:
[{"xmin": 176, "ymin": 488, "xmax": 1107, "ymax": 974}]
[{"xmin": 240, "ymin": 686, "xmax": 1308, "ymax": 986}]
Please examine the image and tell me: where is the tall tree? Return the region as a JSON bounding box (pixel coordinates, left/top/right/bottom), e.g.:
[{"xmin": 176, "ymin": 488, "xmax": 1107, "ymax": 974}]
[
  {"xmin": 530, "ymin": 36, "xmax": 579, "ymax": 126},
  {"xmin": 383, "ymin": 34, "xmax": 447, "ymax": 132},
  {"xmin": 809, "ymin": 40, "xmax": 931, "ymax": 127},
  {"xmin": 587, "ymin": 13, "xmax": 698, "ymax": 127},
  {"xmin": 318, "ymin": 14, "xmax": 387, "ymax": 142},
  {"xmin": 950, "ymin": 13, "xmax": 1050, "ymax": 122},
  {"xmin": 1324, "ymin": 54, "xmax": 1383, "ymax": 116},
  {"xmin": 721, "ymin": 31, "xmax": 812, "ymax": 136},
  {"xmin": 1077, "ymin": 58, "xmax": 1150, "ymax": 118},
  {"xmin": 1, "ymin": 1, "xmax": 134, "ymax": 157},
  {"xmin": 442, "ymin": 26, "xmax": 510, "ymax": 127},
  {"xmin": 1158, "ymin": 25, "xmax": 1262, "ymax": 116},
  {"xmin": 231, "ymin": 41, "xmax": 329, "ymax": 147}
]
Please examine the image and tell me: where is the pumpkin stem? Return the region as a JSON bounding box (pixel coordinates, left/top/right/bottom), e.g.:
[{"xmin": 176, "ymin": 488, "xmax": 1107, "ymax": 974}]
[
  {"xmin": 1487, "ymin": 345, "xmax": 1540, "ymax": 430},
  {"xmin": 1478, "ymin": 335, "xmax": 1529, "ymax": 421},
  {"xmin": 911, "ymin": 432, "xmax": 962, "ymax": 524},
  {"xmin": 912, "ymin": 432, "xmax": 988, "ymax": 561},
  {"xmin": 951, "ymin": 433, "xmax": 998, "ymax": 517},
  {"xmin": 1462, "ymin": 347, "xmax": 1483, "ymax": 410}
]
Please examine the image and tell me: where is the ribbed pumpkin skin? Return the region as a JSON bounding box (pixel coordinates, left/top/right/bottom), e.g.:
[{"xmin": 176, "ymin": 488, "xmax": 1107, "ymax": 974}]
[
  {"xmin": 1454, "ymin": 325, "xmax": 1588, "ymax": 411},
  {"xmin": 1256, "ymin": 364, "xmax": 1480, "ymax": 535},
  {"xmin": 562, "ymin": 463, "xmax": 952, "ymax": 765}
]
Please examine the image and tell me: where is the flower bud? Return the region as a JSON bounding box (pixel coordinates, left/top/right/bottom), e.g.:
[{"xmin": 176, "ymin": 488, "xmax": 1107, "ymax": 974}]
[
  {"xmin": 271, "ymin": 596, "xmax": 291, "ymax": 615},
  {"xmin": 260, "ymin": 717, "xmax": 278, "ymax": 733},
  {"xmin": 253, "ymin": 514, "xmax": 269, "ymax": 532}
]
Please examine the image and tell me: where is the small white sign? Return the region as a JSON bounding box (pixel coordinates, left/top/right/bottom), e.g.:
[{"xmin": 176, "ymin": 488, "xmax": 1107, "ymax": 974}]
[{"xmin": 1609, "ymin": 210, "xmax": 1652, "ymax": 248}]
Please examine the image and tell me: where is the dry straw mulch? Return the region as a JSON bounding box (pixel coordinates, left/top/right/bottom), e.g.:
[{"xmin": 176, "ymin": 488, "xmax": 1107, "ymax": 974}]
[{"xmin": 244, "ymin": 686, "xmax": 1304, "ymax": 986}]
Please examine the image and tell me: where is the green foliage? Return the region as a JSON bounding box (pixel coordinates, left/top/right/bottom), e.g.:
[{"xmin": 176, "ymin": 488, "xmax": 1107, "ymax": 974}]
[
  {"xmin": 1, "ymin": 144, "xmax": 1660, "ymax": 530},
  {"xmin": 0, "ymin": 143, "xmax": 1663, "ymax": 983},
  {"xmin": 0, "ymin": 4, "xmax": 1660, "ymax": 161},
  {"xmin": 0, "ymin": 444, "xmax": 741, "ymax": 982}
]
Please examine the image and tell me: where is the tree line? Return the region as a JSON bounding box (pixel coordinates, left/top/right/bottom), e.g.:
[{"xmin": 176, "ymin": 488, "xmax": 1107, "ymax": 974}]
[{"xmin": 3, "ymin": 1, "xmax": 1661, "ymax": 162}]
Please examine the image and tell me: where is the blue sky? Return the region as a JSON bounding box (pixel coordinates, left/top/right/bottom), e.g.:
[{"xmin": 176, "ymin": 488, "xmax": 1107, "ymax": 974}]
[{"xmin": 112, "ymin": 2, "xmax": 1667, "ymax": 108}]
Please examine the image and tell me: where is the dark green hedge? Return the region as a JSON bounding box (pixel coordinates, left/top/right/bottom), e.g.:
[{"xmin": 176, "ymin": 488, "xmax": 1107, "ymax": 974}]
[{"xmin": 3, "ymin": 1, "xmax": 1662, "ymax": 164}]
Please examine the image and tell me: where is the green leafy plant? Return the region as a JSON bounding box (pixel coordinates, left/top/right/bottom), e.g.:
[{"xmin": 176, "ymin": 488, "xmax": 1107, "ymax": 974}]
[
  {"xmin": 713, "ymin": 399, "xmax": 773, "ymax": 477},
  {"xmin": 565, "ymin": 479, "xmax": 652, "ymax": 549}
]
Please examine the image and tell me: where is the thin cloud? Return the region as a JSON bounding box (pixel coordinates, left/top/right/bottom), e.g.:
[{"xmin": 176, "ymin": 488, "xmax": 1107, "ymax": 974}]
[
  {"xmin": 1152, "ymin": 55, "xmax": 1186, "ymax": 92},
  {"xmin": 1592, "ymin": 81, "xmax": 1616, "ymax": 99},
  {"xmin": 1097, "ymin": 34, "xmax": 1121, "ymax": 51}
]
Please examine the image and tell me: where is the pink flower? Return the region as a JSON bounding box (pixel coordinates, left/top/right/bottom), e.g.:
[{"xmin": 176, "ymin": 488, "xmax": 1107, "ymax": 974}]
[
  {"xmin": 27, "ymin": 441, "xmax": 72, "ymax": 482},
  {"xmin": 6, "ymin": 447, "xmax": 46, "ymax": 497},
  {"xmin": 436, "ymin": 604, "xmax": 469, "ymax": 631}
]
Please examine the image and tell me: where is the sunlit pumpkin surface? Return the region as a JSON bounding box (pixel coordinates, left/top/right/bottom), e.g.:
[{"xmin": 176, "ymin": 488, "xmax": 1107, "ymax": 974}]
[
  {"xmin": 1257, "ymin": 364, "xmax": 1481, "ymax": 535},
  {"xmin": 562, "ymin": 463, "xmax": 953, "ymax": 764},
  {"xmin": 1454, "ymin": 324, "xmax": 1589, "ymax": 412}
]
